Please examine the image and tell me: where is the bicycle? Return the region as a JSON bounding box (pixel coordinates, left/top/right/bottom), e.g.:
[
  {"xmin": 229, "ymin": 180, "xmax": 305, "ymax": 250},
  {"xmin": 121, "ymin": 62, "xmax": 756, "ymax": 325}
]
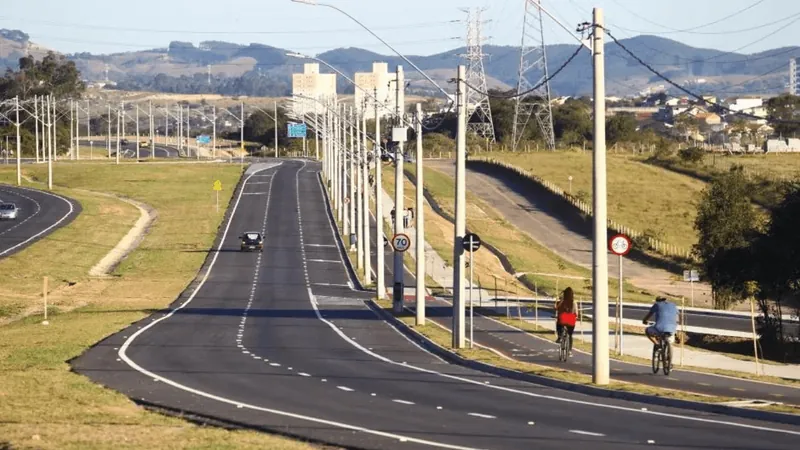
[
  {"xmin": 558, "ymin": 326, "xmax": 572, "ymax": 362},
  {"xmin": 650, "ymin": 326, "xmax": 673, "ymax": 375}
]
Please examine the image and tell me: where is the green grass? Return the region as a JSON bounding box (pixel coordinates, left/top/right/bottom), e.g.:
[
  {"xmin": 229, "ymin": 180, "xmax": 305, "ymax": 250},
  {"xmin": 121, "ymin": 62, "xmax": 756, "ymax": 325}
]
[
  {"xmin": 386, "ymin": 164, "xmax": 654, "ymax": 303},
  {"xmin": 0, "ymin": 163, "xmax": 322, "ymax": 449},
  {"xmin": 482, "ymin": 151, "xmax": 707, "ymax": 251}
]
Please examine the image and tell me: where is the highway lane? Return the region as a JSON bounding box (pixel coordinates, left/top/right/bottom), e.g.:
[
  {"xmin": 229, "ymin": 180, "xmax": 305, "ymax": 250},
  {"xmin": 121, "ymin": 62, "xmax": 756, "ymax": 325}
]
[
  {"xmin": 77, "ymin": 140, "xmax": 180, "ymax": 158},
  {"xmin": 73, "ymin": 160, "xmax": 799, "ymax": 449},
  {"xmin": 0, "ymin": 184, "xmax": 80, "ymax": 258}
]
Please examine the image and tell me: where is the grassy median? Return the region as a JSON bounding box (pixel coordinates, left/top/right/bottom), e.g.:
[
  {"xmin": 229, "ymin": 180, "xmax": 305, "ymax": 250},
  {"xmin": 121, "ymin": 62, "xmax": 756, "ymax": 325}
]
[{"xmin": 0, "ymin": 163, "xmax": 322, "ymax": 449}]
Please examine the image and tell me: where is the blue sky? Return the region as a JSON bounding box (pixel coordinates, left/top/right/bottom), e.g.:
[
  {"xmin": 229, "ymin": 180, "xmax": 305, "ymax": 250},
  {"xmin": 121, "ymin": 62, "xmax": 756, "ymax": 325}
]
[{"xmin": 3, "ymin": 0, "xmax": 797, "ymax": 56}]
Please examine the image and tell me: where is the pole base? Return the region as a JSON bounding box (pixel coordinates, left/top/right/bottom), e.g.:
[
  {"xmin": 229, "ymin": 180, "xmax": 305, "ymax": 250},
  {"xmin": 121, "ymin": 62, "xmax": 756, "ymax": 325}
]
[{"xmin": 41, "ymin": 320, "xmax": 49, "ymax": 326}]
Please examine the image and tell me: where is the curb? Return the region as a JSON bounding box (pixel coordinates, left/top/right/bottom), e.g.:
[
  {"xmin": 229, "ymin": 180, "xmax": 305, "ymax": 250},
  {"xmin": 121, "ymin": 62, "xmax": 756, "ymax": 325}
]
[{"xmin": 366, "ymin": 298, "xmax": 800, "ymax": 427}]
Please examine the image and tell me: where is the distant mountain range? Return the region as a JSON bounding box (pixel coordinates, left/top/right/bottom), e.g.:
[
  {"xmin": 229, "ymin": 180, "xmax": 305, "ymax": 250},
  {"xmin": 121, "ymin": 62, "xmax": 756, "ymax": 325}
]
[{"xmin": 2, "ymin": 28, "xmax": 798, "ymax": 97}]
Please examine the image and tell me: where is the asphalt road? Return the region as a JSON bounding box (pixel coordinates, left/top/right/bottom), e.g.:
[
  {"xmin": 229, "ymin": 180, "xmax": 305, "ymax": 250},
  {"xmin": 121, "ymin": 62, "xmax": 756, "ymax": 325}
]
[
  {"xmin": 0, "ymin": 184, "xmax": 80, "ymax": 259},
  {"xmin": 73, "ymin": 161, "xmax": 799, "ymax": 449},
  {"xmin": 77, "ymin": 139, "xmax": 180, "ymax": 158}
]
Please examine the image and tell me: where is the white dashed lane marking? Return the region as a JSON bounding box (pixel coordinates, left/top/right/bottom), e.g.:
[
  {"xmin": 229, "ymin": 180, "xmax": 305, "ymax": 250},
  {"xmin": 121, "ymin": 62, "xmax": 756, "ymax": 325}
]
[
  {"xmin": 569, "ymin": 430, "xmax": 605, "ymax": 437},
  {"xmin": 392, "ymin": 399, "xmax": 415, "ymax": 405},
  {"xmin": 337, "ymin": 386, "xmax": 355, "ymax": 392},
  {"xmin": 467, "ymin": 413, "xmax": 496, "ymax": 419}
]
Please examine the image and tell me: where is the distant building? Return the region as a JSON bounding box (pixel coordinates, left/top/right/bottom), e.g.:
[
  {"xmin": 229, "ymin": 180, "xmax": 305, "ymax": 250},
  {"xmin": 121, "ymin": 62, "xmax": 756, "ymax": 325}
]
[
  {"xmin": 765, "ymin": 138, "xmax": 800, "ymax": 153},
  {"xmin": 292, "ymin": 63, "xmax": 337, "ymax": 116},
  {"xmin": 354, "ymin": 62, "xmax": 402, "ymax": 120}
]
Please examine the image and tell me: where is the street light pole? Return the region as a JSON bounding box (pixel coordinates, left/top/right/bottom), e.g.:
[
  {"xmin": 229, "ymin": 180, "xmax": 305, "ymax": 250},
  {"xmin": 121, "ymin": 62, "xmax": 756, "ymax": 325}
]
[
  {"xmin": 136, "ymin": 105, "xmax": 140, "ymax": 161},
  {"xmin": 362, "ymin": 108, "xmax": 372, "ymax": 285},
  {"xmin": 415, "ymin": 102, "xmax": 426, "ymax": 326},
  {"xmin": 349, "ymin": 106, "xmax": 356, "ymax": 247},
  {"xmin": 452, "ymin": 65, "xmax": 467, "ymax": 349},
  {"xmin": 15, "ymin": 96, "xmax": 21, "ymax": 185},
  {"xmin": 375, "ymin": 92, "xmax": 385, "ymax": 299},
  {"xmin": 356, "ymin": 108, "xmax": 364, "ymax": 271},
  {"xmin": 392, "ymin": 65, "xmax": 405, "ymax": 314},
  {"xmin": 274, "ymin": 100, "xmax": 279, "ymax": 158},
  {"xmin": 591, "ymin": 7, "xmax": 610, "ymax": 386}
]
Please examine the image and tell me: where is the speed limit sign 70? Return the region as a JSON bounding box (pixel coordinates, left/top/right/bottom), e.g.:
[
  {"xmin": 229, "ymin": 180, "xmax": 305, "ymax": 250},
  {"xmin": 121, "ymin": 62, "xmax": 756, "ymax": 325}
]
[
  {"xmin": 609, "ymin": 234, "xmax": 631, "ymax": 256},
  {"xmin": 391, "ymin": 233, "xmax": 411, "ymax": 252}
]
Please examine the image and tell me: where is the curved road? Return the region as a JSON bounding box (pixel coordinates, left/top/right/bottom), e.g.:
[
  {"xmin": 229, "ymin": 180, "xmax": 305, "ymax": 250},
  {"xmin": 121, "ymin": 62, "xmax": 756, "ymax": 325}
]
[
  {"xmin": 77, "ymin": 140, "xmax": 180, "ymax": 158},
  {"xmin": 0, "ymin": 184, "xmax": 80, "ymax": 259},
  {"xmin": 74, "ymin": 161, "xmax": 799, "ymax": 449}
]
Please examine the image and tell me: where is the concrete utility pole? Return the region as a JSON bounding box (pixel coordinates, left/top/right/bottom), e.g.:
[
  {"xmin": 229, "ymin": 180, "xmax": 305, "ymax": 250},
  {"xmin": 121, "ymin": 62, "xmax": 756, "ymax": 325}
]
[
  {"xmin": 178, "ymin": 104, "xmax": 183, "ymax": 154},
  {"xmin": 362, "ymin": 109, "xmax": 372, "ymax": 285},
  {"xmin": 392, "ymin": 65, "xmax": 405, "ymax": 313},
  {"xmin": 591, "ymin": 6, "xmax": 610, "ymax": 386},
  {"xmin": 15, "ymin": 96, "xmax": 21, "ymax": 185},
  {"xmin": 274, "ymin": 100, "xmax": 279, "ymax": 158},
  {"xmin": 135, "ymin": 105, "xmax": 140, "ymax": 160},
  {"xmin": 212, "ymin": 105, "xmax": 217, "ymax": 158},
  {"xmin": 116, "ymin": 104, "xmax": 121, "ymax": 165},
  {"xmin": 34, "ymin": 95, "xmax": 40, "ymax": 163},
  {"xmin": 69, "ymin": 99, "xmax": 74, "ymax": 159},
  {"xmin": 107, "ymin": 104, "xmax": 112, "ymax": 158},
  {"xmin": 342, "ymin": 106, "xmax": 350, "ymax": 236},
  {"xmin": 375, "ymin": 92, "xmax": 385, "ymax": 299},
  {"xmin": 164, "ymin": 103, "xmax": 169, "ymax": 146},
  {"xmin": 74, "ymin": 99, "xmax": 80, "ymax": 160},
  {"xmin": 86, "ymin": 100, "xmax": 90, "ymax": 157},
  {"xmin": 356, "ymin": 109, "xmax": 364, "ymax": 271},
  {"xmin": 150, "ymin": 101, "xmax": 155, "ymax": 159},
  {"xmin": 349, "ymin": 107, "xmax": 357, "ymax": 246},
  {"xmin": 452, "ymin": 65, "xmax": 467, "ymax": 349},
  {"xmin": 415, "ymin": 102, "xmax": 426, "ymax": 325},
  {"xmin": 46, "ymin": 96, "xmax": 53, "ymax": 190}
]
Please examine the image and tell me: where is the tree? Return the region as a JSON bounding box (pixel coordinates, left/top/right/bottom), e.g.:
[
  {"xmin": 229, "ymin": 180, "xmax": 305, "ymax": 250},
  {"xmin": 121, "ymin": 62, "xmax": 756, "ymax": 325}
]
[
  {"xmin": 1, "ymin": 52, "xmax": 85, "ymax": 100},
  {"xmin": 606, "ymin": 113, "xmax": 637, "ymax": 145},
  {"xmin": 552, "ymin": 98, "xmax": 592, "ymax": 147},
  {"xmin": 693, "ymin": 166, "xmax": 759, "ymax": 308},
  {"xmin": 766, "ymin": 94, "xmax": 800, "ymax": 137}
]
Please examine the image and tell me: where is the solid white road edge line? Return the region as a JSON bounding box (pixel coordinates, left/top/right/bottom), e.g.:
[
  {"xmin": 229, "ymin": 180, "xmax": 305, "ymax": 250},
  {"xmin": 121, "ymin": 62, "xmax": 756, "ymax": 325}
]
[
  {"xmin": 116, "ymin": 160, "xmax": 481, "ymax": 450},
  {"xmin": 0, "ymin": 186, "xmax": 74, "ymax": 257}
]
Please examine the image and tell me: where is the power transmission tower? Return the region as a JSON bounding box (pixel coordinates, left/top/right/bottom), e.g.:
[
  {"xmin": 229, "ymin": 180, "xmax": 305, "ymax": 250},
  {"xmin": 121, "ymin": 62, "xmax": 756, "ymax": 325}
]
[
  {"xmin": 461, "ymin": 7, "xmax": 496, "ymax": 142},
  {"xmin": 512, "ymin": 0, "xmax": 555, "ymax": 151},
  {"xmin": 104, "ymin": 64, "xmax": 110, "ymax": 83},
  {"xmin": 208, "ymin": 65, "xmax": 212, "ymax": 85},
  {"xmin": 790, "ymin": 58, "xmax": 797, "ymax": 96}
]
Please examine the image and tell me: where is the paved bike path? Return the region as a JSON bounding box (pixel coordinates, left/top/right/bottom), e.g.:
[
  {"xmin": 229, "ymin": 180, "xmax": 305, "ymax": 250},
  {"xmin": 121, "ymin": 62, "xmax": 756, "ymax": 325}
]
[{"xmin": 407, "ymin": 299, "xmax": 800, "ymax": 406}]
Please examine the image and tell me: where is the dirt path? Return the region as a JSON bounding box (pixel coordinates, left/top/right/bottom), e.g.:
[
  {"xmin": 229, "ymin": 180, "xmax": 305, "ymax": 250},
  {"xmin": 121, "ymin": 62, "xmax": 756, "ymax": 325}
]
[
  {"xmin": 427, "ymin": 160, "xmax": 715, "ymax": 307},
  {"xmin": 88, "ymin": 193, "xmax": 156, "ymax": 277}
]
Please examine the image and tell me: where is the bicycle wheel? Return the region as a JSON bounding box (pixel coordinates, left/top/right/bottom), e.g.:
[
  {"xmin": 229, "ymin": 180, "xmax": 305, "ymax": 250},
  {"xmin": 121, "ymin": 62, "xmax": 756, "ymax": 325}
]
[
  {"xmin": 663, "ymin": 341, "xmax": 673, "ymax": 375},
  {"xmin": 559, "ymin": 330, "xmax": 568, "ymax": 361},
  {"xmin": 651, "ymin": 342, "xmax": 660, "ymax": 374}
]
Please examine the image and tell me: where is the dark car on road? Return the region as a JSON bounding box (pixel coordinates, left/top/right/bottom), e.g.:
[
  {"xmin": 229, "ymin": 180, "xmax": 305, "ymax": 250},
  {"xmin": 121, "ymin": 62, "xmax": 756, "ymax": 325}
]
[{"xmin": 240, "ymin": 231, "xmax": 263, "ymax": 252}]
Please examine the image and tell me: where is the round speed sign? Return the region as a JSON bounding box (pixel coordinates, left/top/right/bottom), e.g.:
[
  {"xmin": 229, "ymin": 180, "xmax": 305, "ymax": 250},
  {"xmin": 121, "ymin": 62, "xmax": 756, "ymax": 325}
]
[
  {"xmin": 391, "ymin": 233, "xmax": 411, "ymax": 253},
  {"xmin": 609, "ymin": 234, "xmax": 631, "ymax": 256}
]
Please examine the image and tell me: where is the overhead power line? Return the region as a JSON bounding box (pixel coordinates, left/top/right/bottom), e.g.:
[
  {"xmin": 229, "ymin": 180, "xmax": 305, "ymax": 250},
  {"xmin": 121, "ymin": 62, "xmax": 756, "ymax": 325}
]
[
  {"xmin": 604, "ymin": 27, "xmax": 800, "ymax": 125},
  {"xmin": 607, "ymin": 0, "xmax": 769, "ymax": 35}
]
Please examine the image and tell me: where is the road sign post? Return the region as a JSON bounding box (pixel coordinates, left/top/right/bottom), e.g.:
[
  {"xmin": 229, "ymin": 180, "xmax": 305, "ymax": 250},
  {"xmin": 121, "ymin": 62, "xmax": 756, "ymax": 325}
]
[
  {"xmin": 213, "ymin": 179, "xmax": 222, "ymax": 213},
  {"xmin": 609, "ymin": 234, "xmax": 631, "ymax": 356},
  {"xmin": 683, "ymin": 269, "xmax": 699, "ymax": 307},
  {"xmin": 391, "ymin": 233, "xmax": 411, "ymax": 312},
  {"xmin": 462, "ymin": 233, "xmax": 482, "ymax": 349}
]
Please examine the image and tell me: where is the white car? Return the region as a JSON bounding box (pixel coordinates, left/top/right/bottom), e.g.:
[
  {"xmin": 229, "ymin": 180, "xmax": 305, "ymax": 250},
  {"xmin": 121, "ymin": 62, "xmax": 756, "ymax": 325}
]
[{"xmin": 0, "ymin": 203, "xmax": 19, "ymax": 220}]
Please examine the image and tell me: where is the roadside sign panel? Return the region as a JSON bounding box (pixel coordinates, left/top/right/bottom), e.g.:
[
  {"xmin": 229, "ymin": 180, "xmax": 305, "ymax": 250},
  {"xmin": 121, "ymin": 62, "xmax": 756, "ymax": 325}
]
[
  {"xmin": 391, "ymin": 233, "xmax": 411, "ymax": 253},
  {"xmin": 683, "ymin": 270, "xmax": 699, "ymax": 282},
  {"xmin": 609, "ymin": 234, "xmax": 631, "ymax": 256},
  {"xmin": 213, "ymin": 180, "xmax": 222, "ymax": 191},
  {"xmin": 287, "ymin": 122, "xmax": 307, "ymax": 138},
  {"xmin": 196, "ymin": 135, "xmax": 211, "ymax": 144}
]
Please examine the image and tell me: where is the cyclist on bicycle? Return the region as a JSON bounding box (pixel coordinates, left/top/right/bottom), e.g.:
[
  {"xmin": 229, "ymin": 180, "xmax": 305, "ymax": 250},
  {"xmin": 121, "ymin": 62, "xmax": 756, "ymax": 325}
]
[
  {"xmin": 555, "ymin": 287, "xmax": 577, "ymax": 343},
  {"xmin": 642, "ymin": 296, "xmax": 679, "ymax": 346}
]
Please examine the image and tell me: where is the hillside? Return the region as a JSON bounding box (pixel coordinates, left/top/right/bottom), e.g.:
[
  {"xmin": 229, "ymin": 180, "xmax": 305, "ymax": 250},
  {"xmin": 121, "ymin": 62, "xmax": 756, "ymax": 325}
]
[{"xmin": 1, "ymin": 28, "xmax": 797, "ymax": 97}]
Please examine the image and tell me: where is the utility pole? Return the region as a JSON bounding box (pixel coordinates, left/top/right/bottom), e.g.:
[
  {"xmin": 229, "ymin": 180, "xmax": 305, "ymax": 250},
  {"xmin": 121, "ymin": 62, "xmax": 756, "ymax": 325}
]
[
  {"xmin": 149, "ymin": 101, "xmax": 154, "ymax": 159},
  {"xmin": 415, "ymin": 102, "xmax": 426, "ymax": 325},
  {"xmin": 392, "ymin": 65, "xmax": 405, "ymax": 313},
  {"xmin": 240, "ymin": 101, "xmax": 245, "ymax": 168},
  {"xmin": 340, "ymin": 104, "xmax": 347, "ymax": 227},
  {"xmin": 69, "ymin": 99, "xmax": 74, "ymax": 159},
  {"xmin": 34, "ymin": 95, "xmax": 40, "ymax": 163},
  {"xmin": 85, "ymin": 100, "xmax": 90, "ymax": 155},
  {"xmin": 46, "ymin": 95, "xmax": 53, "ymax": 190},
  {"xmin": 591, "ymin": 7, "xmax": 610, "ymax": 386},
  {"xmin": 790, "ymin": 58, "xmax": 797, "ymax": 96},
  {"xmin": 274, "ymin": 100, "xmax": 279, "ymax": 158},
  {"xmin": 356, "ymin": 108, "xmax": 364, "ymax": 271},
  {"xmin": 375, "ymin": 89, "xmax": 385, "ymax": 299},
  {"xmin": 135, "ymin": 105, "xmax": 140, "ymax": 160},
  {"xmin": 74, "ymin": 99, "xmax": 80, "ymax": 160},
  {"xmin": 349, "ymin": 106, "xmax": 356, "ymax": 243},
  {"xmin": 362, "ymin": 108, "xmax": 371, "ymax": 286},
  {"xmin": 107, "ymin": 104, "xmax": 112, "ymax": 158},
  {"xmin": 212, "ymin": 105, "xmax": 217, "ymax": 159},
  {"xmin": 453, "ymin": 65, "xmax": 467, "ymax": 348},
  {"xmin": 14, "ymin": 96, "xmax": 21, "ymax": 185},
  {"xmin": 164, "ymin": 103, "xmax": 169, "ymax": 147},
  {"xmin": 116, "ymin": 104, "xmax": 121, "ymax": 165}
]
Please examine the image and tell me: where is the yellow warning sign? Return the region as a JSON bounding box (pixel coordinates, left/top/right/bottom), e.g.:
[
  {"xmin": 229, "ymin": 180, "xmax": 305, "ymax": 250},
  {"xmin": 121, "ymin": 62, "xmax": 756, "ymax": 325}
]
[{"xmin": 213, "ymin": 180, "xmax": 222, "ymax": 191}]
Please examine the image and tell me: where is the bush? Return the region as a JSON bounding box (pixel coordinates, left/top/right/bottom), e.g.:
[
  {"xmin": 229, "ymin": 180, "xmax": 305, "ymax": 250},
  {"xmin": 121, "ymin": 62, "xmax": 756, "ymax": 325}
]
[{"xmin": 678, "ymin": 147, "xmax": 705, "ymax": 165}]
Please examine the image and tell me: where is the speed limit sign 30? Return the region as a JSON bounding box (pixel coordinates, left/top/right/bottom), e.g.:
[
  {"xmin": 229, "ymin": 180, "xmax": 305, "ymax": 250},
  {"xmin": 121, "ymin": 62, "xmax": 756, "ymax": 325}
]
[
  {"xmin": 609, "ymin": 234, "xmax": 631, "ymax": 256},
  {"xmin": 391, "ymin": 233, "xmax": 411, "ymax": 252}
]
